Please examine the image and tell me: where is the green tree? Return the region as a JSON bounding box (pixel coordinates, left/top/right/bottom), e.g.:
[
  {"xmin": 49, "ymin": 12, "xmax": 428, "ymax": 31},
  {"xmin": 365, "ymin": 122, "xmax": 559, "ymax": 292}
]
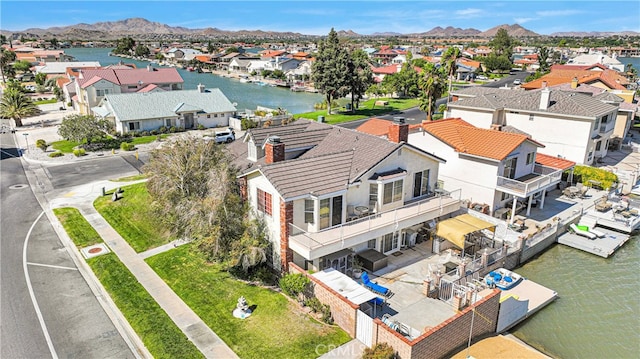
[
  {"xmin": 490, "ymin": 28, "xmax": 514, "ymax": 59},
  {"xmin": 207, "ymin": 41, "xmax": 214, "ymax": 54},
  {"xmin": 134, "ymin": 44, "xmax": 150, "ymax": 57},
  {"xmin": 382, "ymin": 53, "xmax": 420, "ymax": 98},
  {"xmin": 155, "ymin": 53, "xmax": 164, "ymax": 60},
  {"xmin": 347, "ymin": 48, "xmax": 373, "ymax": 111},
  {"xmin": 144, "ymin": 138, "xmax": 268, "ymax": 271},
  {"xmin": 311, "ymin": 28, "xmax": 350, "ymax": 115},
  {"xmin": 441, "ymin": 47, "xmax": 461, "ymax": 104},
  {"xmin": 50, "ymin": 37, "xmax": 58, "ymax": 48},
  {"xmin": 225, "ymin": 46, "xmax": 239, "ymax": 54},
  {"xmin": 418, "ymin": 63, "xmax": 445, "ymax": 121},
  {"xmin": 0, "ymin": 48, "xmax": 17, "ymax": 83},
  {"xmin": 538, "ymin": 46, "xmax": 550, "ymax": 72},
  {"xmin": 34, "ymin": 72, "xmax": 47, "ymax": 86},
  {"xmin": 57, "ymin": 114, "xmax": 111, "ymax": 144},
  {"xmin": 0, "ymin": 88, "xmax": 40, "ymax": 127},
  {"xmin": 626, "ymin": 63, "xmax": 637, "ymax": 82},
  {"xmin": 484, "ymin": 54, "xmax": 512, "ymax": 73},
  {"xmin": 13, "ymin": 60, "xmax": 31, "ymax": 73},
  {"xmin": 113, "ymin": 37, "xmax": 135, "ymax": 55}
]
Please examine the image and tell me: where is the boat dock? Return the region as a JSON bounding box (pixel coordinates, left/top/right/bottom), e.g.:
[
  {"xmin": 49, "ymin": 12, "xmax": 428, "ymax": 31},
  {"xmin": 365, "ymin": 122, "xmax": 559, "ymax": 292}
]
[
  {"xmin": 557, "ymin": 226, "xmax": 630, "ymax": 258},
  {"xmin": 496, "ymin": 276, "xmax": 558, "ymax": 332}
]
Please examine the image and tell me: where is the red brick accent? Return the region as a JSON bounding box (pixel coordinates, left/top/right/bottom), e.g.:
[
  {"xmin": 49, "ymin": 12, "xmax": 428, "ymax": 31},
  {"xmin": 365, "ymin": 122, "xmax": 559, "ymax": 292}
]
[
  {"xmin": 279, "ymin": 201, "xmax": 293, "ymax": 271},
  {"xmin": 388, "ymin": 122, "xmax": 409, "ymax": 143},
  {"xmin": 289, "ymin": 263, "xmax": 359, "ymax": 337},
  {"xmin": 265, "ymin": 141, "xmax": 285, "ymax": 163}
]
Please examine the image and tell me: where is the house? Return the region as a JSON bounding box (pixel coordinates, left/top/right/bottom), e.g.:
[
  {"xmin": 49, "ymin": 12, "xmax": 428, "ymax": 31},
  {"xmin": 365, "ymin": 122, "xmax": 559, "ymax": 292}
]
[
  {"xmin": 447, "ymin": 87, "xmax": 619, "ymax": 165},
  {"xmin": 566, "ymin": 52, "xmax": 625, "ymax": 72},
  {"xmin": 165, "ymin": 47, "xmax": 202, "ymax": 60},
  {"xmin": 34, "ymin": 61, "xmax": 101, "ymax": 77},
  {"xmin": 521, "ymin": 64, "xmax": 629, "ymax": 91},
  {"xmin": 229, "ymin": 119, "xmax": 461, "ymax": 272},
  {"xmin": 93, "ymin": 85, "xmax": 237, "ymax": 134},
  {"xmin": 73, "ymin": 65, "xmax": 184, "ymax": 115},
  {"xmin": 409, "ymin": 118, "xmax": 574, "ymax": 223}
]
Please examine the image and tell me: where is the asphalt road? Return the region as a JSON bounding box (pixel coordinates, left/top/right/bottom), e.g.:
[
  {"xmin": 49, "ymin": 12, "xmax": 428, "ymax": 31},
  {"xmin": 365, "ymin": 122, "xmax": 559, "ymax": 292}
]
[
  {"xmin": 483, "ymin": 70, "xmax": 530, "ymax": 88},
  {"xmin": 1, "ymin": 127, "xmax": 136, "ymax": 359}
]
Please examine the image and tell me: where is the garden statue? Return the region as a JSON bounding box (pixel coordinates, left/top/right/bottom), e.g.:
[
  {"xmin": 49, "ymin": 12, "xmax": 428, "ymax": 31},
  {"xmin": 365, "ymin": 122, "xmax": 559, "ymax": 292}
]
[{"xmin": 232, "ymin": 296, "xmax": 252, "ymax": 319}]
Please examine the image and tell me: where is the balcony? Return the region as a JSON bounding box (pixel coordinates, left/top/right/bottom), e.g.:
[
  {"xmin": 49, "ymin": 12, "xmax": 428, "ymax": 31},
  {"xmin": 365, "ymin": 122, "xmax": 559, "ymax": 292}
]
[
  {"xmin": 496, "ymin": 165, "xmax": 562, "ymax": 198},
  {"xmin": 289, "ymin": 190, "xmax": 462, "ymax": 260}
]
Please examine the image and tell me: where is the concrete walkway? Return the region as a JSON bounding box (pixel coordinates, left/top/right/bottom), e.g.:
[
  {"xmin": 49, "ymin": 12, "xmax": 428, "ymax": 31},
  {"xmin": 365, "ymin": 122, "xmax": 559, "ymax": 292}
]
[{"xmin": 51, "ymin": 181, "xmax": 238, "ymax": 359}]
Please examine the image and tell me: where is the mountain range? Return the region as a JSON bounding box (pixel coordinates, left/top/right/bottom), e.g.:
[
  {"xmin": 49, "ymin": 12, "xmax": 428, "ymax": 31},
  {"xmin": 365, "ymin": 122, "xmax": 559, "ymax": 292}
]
[{"xmin": 2, "ymin": 18, "xmax": 638, "ymax": 40}]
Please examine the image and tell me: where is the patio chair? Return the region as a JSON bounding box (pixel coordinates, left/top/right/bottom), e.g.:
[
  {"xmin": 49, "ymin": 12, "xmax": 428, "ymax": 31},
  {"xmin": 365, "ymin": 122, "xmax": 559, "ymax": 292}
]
[
  {"xmin": 346, "ymin": 205, "xmax": 359, "ymax": 222},
  {"xmin": 595, "ymin": 197, "xmax": 612, "ymax": 212},
  {"xmin": 361, "ymin": 271, "xmax": 391, "ymax": 297},
  {"xmin": 570, "ymin": 223, "xmax": 597, "ymax": 240}
]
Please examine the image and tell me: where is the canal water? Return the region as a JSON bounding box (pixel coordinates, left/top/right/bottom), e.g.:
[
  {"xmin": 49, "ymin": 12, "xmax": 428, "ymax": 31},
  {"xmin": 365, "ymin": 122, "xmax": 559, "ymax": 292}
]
[
  {"xmin": 66, "ymin": 47, "xmax": 640, "ymax": 358},
  {"xmin": 64, "ymin": 47, "xmax": 323, "ymax": 114}
]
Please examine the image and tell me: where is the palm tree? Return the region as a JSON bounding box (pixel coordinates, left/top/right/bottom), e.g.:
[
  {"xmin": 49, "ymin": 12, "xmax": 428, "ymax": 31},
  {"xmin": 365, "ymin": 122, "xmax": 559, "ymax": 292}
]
[
  {"xmin": 0, "ymin": 48, "xmax": 17, "ymax": 84},
  {"xmin": 418, "ymin": 63, "xmax": 446, "ymax": 122},
  {"xmin": 441, "ymin": 47, "xmax": 461, "ymax": 105},
  {"xmin": 0, "ymin": 88, "xmax": 40, "ymax": 127}
]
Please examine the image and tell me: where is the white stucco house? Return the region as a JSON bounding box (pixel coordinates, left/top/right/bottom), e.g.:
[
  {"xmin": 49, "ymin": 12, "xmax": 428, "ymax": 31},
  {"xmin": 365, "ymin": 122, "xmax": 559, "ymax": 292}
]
[
  {"xmin": 446, "ymin": 87, "xmax": 619, "ymax": 165},
  {"xmin": 93, "ymin": 85, "xmax": 237, "ymax": 134}
]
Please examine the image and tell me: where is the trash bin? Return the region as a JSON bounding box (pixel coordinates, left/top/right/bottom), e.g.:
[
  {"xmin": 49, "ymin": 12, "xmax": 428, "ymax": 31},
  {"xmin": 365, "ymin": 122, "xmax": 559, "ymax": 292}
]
[
  {"xmin": 317, "ymin": 115, "xmax": 324, "ymax": 123},
  {"xmin": 345, "ymin": 103, "xmax": 352, "ymax": 111}
]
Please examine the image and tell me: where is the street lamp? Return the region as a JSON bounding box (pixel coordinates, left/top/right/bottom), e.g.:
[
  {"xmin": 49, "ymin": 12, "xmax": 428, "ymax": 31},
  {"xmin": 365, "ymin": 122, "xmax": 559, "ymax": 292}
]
[{"xmin": 22, "ymin": 133, "xmax": 29, "ymax": 153}]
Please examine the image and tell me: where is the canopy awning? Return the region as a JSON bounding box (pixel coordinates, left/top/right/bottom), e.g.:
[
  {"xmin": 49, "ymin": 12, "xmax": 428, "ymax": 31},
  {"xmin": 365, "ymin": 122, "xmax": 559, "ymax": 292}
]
[
  {"xmin": 436, "ymin": 214, "xmax": 495, "ymax": 249},
  {"xmin": 313, "ymin": 268, "xmax": 377, "ymax": 305}
]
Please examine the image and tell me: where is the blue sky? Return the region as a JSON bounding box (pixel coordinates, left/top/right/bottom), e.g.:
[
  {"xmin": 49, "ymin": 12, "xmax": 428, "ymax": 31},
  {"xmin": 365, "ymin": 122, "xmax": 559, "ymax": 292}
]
[{"xmin": 1, "ymin": 1, "xmax": 639, "ymax": 35}]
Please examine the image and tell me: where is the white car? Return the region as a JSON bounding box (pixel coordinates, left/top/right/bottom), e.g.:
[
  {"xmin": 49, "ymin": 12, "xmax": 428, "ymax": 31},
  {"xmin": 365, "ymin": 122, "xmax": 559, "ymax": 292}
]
[
  {"xmin": 513, "ymin": 79, "xmax": 522, "ymax": 85},
  {"xmin": 25, "ymin": 85, "xmax": 36, "ymax": 91},
  {"xmin": 214, "ymin": 129, "xmax": 235, "ymax": 144}
]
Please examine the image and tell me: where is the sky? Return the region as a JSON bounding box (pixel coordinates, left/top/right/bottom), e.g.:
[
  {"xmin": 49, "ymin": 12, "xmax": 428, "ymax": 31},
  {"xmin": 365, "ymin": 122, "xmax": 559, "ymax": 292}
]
[{"xmin": 1, "ymin": 0, "xmax": 639, "ymax": 35}]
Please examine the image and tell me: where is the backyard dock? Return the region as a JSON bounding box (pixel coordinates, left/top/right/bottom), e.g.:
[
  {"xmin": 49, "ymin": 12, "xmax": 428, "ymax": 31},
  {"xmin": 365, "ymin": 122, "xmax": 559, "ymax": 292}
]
[
  {"xmin": 557, "ymin": 227, "xmax": 630, "ymax": 258},
  {"xmin": 496, "ymin": 276, "xmax": 558, "ymax": 332}
]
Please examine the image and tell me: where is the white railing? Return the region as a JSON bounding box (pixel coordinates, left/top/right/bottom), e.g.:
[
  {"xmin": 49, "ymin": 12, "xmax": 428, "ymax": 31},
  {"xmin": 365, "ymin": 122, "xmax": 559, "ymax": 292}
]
[
  {"xmin": 290, "ymin": 189, "xmax": 462, "ymax": 254},
  {"xmin": 496, "ymin": 166, "xmax": 562, "ymax": 197}
]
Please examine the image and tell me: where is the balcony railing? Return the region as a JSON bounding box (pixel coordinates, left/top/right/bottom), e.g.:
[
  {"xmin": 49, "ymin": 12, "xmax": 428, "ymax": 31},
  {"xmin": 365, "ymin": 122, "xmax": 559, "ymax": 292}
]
[
  {"xmin": 289, "ymin": 190, "xmax": 462, "ymax": 259},
  {"xmin": 496, "ymin": 165, "xmax": 562, "ymax": 198}
]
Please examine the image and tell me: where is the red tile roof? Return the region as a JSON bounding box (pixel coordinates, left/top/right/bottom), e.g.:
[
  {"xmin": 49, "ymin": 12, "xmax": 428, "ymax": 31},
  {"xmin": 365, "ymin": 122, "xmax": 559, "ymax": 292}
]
[
  {"xmin": 422, "ymin": 118, "xmax": 544, "ymax": 160},
  {"xmin": 521, "ymin": 67, "xmax": 628, "ymax": 90},
  {"xmin": 535, "ymin": 153, "xmax": 575, "ymax": 170}
]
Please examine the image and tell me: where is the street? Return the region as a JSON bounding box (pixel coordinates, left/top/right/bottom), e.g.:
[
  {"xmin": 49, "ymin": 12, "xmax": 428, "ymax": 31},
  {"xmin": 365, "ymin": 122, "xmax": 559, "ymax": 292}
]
[{"xmin": 1, "ymin": 124, "xmax": 137, "ymax": 359}]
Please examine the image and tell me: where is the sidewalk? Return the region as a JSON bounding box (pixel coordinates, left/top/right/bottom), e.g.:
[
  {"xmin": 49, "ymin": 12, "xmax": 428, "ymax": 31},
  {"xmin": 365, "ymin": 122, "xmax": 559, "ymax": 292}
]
[{"xmin": 50, "ymin": 181, "xmax": 238, "ymax": 359}]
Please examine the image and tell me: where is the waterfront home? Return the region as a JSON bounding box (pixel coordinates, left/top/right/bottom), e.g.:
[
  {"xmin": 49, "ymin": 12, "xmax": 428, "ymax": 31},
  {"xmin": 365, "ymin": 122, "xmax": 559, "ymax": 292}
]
[
  {"xmin": 521, "ymin": 64, "xmax": 630, "ymax": 91},
  {"xmin": 164, "ymin": 47, "xmax": 202, "ymax": 60},
  {"xmin": 566, "ymin": 52, "xmax": 625, "ymax": 72},
  {"xmin": 447, "ymin": 87, "xmax": 619, "ymax": 165},
  {"xmin": 34, "ymin": 61, "xmax": 101, "ymax": 77},
  {"xmin": 228, "ymin": 119, "xmax": 460, "ymax": 272},
  {"xmin": 93, "ymin": 85, "xmax": 236, "ymax": 134},
  {"xmin": 73, "ymin": 65, "xmax": 184, "ymax": 115}
]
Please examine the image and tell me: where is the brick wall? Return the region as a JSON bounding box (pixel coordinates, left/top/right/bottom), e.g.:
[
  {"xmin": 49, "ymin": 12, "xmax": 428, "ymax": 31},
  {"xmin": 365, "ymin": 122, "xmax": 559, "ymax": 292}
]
[
  {"xmin": 279, "ymin": 201, "xmax": 293, "ymax": 271},
  {"xmin": 265, "ymin": 141, "xmax": 285, "ymax": 164},
  {"xmin": 289, "ymin": 263, "xmax": 358, "ymax": 337},
  {"xmin": 372, "ymin": 289, "xmax": 501, "ymax": 359},
  {"xmin": 388, "ymin": 123, "xmax": 409, "ymax": 143}
]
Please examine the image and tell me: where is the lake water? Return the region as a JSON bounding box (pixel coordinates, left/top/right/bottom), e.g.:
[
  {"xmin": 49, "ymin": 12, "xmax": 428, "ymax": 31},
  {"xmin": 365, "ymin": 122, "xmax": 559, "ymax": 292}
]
[
  {"xmin": 65, "ymin": 47, "xmax": 640, "ymax": 358},
  {"xmin": 64, "ymin": 47, "xmax": 323, "ymax": 114}
]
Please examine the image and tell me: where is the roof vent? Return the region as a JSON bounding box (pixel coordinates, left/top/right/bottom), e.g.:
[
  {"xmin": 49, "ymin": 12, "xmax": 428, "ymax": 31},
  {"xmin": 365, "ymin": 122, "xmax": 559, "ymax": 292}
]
[
  {"xmin": 267, "ymin": 135, "xmax": 281, "ymax": 144},
  {"xmin": 393, "ymin": 117, "xmax": 405, "ymax": 124}
]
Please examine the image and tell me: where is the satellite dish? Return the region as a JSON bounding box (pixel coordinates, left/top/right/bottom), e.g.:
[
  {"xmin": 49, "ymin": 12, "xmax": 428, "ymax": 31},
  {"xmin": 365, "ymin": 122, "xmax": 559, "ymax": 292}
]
[{"xmin": 232, "ymin": 102, "xmax": 238, "ymax": 107}]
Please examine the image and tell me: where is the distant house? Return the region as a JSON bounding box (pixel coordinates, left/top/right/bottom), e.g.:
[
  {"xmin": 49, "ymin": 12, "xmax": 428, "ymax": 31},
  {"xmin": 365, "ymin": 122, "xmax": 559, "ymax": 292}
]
[
  {"xmin": 94, "ymin": 86, "xmax": 236, "ymax": 134},
  {"xmin": 521, "ymin": 64, "xmax": 629, "ymax": 91},
  {"xmin": 34, "ymin": 61, "xmax": 101, "ymax": 77},
  {"xmin": 73, "ymin": 65, "xmax": 184, "ymax": 115},
  {"xmin": 165, "ymin": 47, "xmax": 202, "ymax": 60},
  {"xmin": 566, "ymin": 53, "xmax": 625, "ymax": 72}
]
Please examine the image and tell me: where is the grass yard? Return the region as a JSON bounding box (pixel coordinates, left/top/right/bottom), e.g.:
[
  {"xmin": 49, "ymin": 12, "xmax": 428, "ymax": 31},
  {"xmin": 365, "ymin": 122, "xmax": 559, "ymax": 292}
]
[
  {"xmin": 110, "ymin": 174, "xmax": 147, "ymax": 182},
  {"xmin": 34, "ymin": 98, "xmax": 59, "ymax": 105},
  {"xmin": 50, "ymin": 139, "xmax": 80, "ymax": 153},
  {"xmin": 53, "ymin": 207, "xmax": 102, "ymax": 248},
  {"xmin": 147, "ymin": 245, "xmax": 351, "ymax": 359},
  {"xmin": 129, "ymin": 134, "xmax": 170, "ymax": 145},
  {"xmin": 94, "ymin": 182, "xmax": 172, "ymax": 252},
  {"xmin": 89, "ymin": 254, "xmax": 203, "ymax": 359},
  {"xmin": 52, "ymin": 208, "xmax": 202, "ymax": 359},
  {"xmin": 294, "ymin": 97, "xmax": 421, "ymax": 124}
]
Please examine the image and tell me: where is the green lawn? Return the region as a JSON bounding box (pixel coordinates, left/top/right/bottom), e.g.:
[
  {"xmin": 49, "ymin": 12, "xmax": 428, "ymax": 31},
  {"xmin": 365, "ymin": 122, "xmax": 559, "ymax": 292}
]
[
  {"xmin": 53, "ymin": 207, "xmax": 103, "ymax": 248},
  {"xmin": 294, "ymin": 97, "xmax": 421, "ymax": 124},
  {"xmin": 52, "ymin": 207, "xmax": 203, "ymax": 359},
  {"xmin": 94, "ymin": 182, "xmax": 172, "ymax": 252},
  {"xmin": 129, "ymin": 134, "xmax": 170, "ymax": 145},
  {"xmin": 89, "ymin": 254, "xmax": 203, "ymax": 359},
  {"xmin": 34, "ymin": 98, "xmax": 59, "ymax": 105},
  {"xmin": 50, "ymin": 139, "xmax": 80, "ymax": 153},
  {"xmin": 110, "ymin": 174, "xmax": 148, "ymax": 182},
  {"xmin": 147, "ymin": 245, "xmax": 351, "ymax": 359}
]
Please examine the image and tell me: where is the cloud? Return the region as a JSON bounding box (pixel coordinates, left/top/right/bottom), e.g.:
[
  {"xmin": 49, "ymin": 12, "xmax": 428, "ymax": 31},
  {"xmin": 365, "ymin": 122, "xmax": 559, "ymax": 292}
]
[
  {"xmin": 514, "ymin": 17, "xmax": 536, "ymax": 24},
  {"xmin": 536, "ymin": 10, "xmax": 584, "ymax": 17},
  {"xmin": 455, "ymin": 8, "xmax": 483, "ymax": 17}
]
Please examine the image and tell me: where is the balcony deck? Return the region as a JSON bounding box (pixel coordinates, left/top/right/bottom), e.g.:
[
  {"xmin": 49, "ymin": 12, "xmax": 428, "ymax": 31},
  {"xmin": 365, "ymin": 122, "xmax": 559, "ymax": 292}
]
[
  {"xmin": 290, "ymin": 191, "xmax": 462, "ymax": 260},
  {"xmin": 496, "ymin": 165, "xmax": 562, "ymax": 198}
]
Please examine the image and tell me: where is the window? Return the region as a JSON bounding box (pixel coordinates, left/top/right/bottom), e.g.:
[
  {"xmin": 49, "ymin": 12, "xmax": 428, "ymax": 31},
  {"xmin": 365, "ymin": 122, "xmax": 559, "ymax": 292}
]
[
  {"xmin": 165, "ymin": 119, "xmax": 172, "ymax": 127},
  {"xmin": 304, "ymin": 199, "xmax": 314, "ymax": 224},
  {"xmin": 526, "ymin": 152, "xmax": 535, "ymax": 165},
  {"xmin": 96, "ymin": 89, "xmax": 110, "ymax": 97},
  {"xmin": 383, "ymin": 179, "xmax": 403, "ymax": 204},
  {"xmin": 382, "ymin": 232, "xmax": 399, "ymax": 253},
  {"xmin": 529, "ymin": 114, "xmax": 534, "ymax": 121},
  {"xmin": 501, "ymin": 192, "xmax": 511, "ymax": 201},
  {"xmin": 413, "ymin": 170, "xmax": 430, "ymax": 198},
  {"xmin": 595, "ymin": 141, "xmax": 602, "ymax": 151},
  {"xmin": 369, "ymin": 184, "xmax": 378, "ymax": 208},
  {"xmin": 367, "ymin": 239, "xmax": 377, "ymax": 249},
  {"xmin": 207, "ymin": 115, "xmax": 211, "ymax": 119},
  {"xmin": 214, "ymin": 114, "xmax": 218, "ymax": 118},
  {"xmin": 128, "ymin": 85, "xmax": 137, "ymax": 89},
  {"xmin": 319, "ymin": 196, "xmax": 343, "ymax": 230},
  {"xmin": 257, "ymin": 189, "xmax": 272, "ymax": 216},
  {"xmin": 502, "ymin": 157, "xmax": 517, "ymax": 179},
  {"xmin": 128, "ymin": 122, "xmax": 140, "ymax": 131}
]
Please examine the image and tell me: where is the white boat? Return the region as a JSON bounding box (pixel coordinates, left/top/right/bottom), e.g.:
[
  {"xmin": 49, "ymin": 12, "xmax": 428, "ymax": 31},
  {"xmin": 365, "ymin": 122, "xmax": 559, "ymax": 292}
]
[{"xmin": 484, "ymin": 268, "xmax": 523, "ymax": 290}]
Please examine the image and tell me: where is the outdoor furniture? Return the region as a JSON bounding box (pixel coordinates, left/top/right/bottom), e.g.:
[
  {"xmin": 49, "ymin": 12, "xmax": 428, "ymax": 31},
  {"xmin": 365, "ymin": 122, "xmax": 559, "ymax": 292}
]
[
  {"xmin": 361, "ymin": 271, "xmax": 391, "ymax": 297},
  {"xmin": 570, "ymin": 223, "xmax": 597, "ymax": 240},
  {"xmin": 595, "ymin": 197, "xmax": 612, "ymax": 212},
  {"xmin": 356, "ymin": 249, "xmax": 388, "ymax": 272},
  {"xmin": 355, "ymin": 205, "xmax": 370, "ymax": 217},
  {"xmin": 346, "ymin": 205, "xmax": 359, "ymax": 222}
]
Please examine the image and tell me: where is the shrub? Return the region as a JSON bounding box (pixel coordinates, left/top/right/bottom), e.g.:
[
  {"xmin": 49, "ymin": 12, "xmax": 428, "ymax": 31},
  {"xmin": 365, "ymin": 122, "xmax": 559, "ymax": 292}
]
[
  {"xmin": 241, "ymin": 118, "xmax": 258, "ymax": 130},
  {"xmin": 140, "ymin": 130, "xmax": 151, "ymax": 137},
  {"xmin": 36, "ymin": 139, "xmax": 48, "ymax": 152},
  {"xmin": 304, "ymin": 297, "xmax": 323, "ymax": 313},
  {"xmin": 196, "ymin": 124, "xmax": 205, "ymax": 130},
  {"xmin": 279, "ymin": 273, "xmax": 310, "ymax": 302},
  {"xmin": 362, "ymin": 343, "xmax": 396, "ymax": 359},
  {"xmin": 158, "ymin": 126, "xmax": 168, "ymax": 134},
  {"xmin": 49, "ymin": 151, "xmax": 64, "ymax": 158},
  {"xmin": 72, "ymin": 148, "xmax": 85, "ymax": 157},
  {"xmin": 150, "ymin": 129, "xmax": 159, "ymax": 136},
  {"xmin": 569, "ymin": 165, "xmax": 618, "ymax": 190},
  {"xmin": 120, "ymin": 142, "xmax": 135, "ymax": 151},
  {"xmin": 320, "ymin": 304, "xmax": 333, "ymax": 325}
]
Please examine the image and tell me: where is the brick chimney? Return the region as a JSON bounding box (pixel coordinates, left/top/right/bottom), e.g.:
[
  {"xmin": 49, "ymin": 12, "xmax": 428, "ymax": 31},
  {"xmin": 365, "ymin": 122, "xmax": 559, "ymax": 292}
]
[
  {"xmin": 388, "ymin": 117, "xmax": 409, "ymax": 143},
  {"xmin": 265, "ymin": 136, "xmax": 285, "ymax": 164}
]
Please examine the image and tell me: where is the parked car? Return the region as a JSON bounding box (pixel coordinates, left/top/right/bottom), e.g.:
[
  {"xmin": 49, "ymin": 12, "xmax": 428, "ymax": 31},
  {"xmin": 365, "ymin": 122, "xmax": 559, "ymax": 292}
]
[
  {"xmin": 214, "ymin": 129, "xmax": 235, "ymax": 144},
  {"xmin": 477, "ymin": 75, "xmax": 488, "ymax": 80},
  {"xmin": 513, "ymin": 79, "xmax": 522, "ymax": 85},
  {"xmin": 24, "ymin": 85, "xmax": 36, "ymax": 92}
]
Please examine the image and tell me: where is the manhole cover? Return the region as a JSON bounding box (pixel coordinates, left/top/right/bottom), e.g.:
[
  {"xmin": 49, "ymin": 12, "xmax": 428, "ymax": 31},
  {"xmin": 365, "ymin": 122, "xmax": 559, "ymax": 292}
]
[
  {"xmin": 88, "ymin": 247, "xmax": 103, "ymax": 254},
  {"xmin": 80, "ymin": 243, "xmax": 111, "ymax": 259},
  {"xmin": 9, "ymin": 184, "xmax": 29, "ymax": 189}
]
